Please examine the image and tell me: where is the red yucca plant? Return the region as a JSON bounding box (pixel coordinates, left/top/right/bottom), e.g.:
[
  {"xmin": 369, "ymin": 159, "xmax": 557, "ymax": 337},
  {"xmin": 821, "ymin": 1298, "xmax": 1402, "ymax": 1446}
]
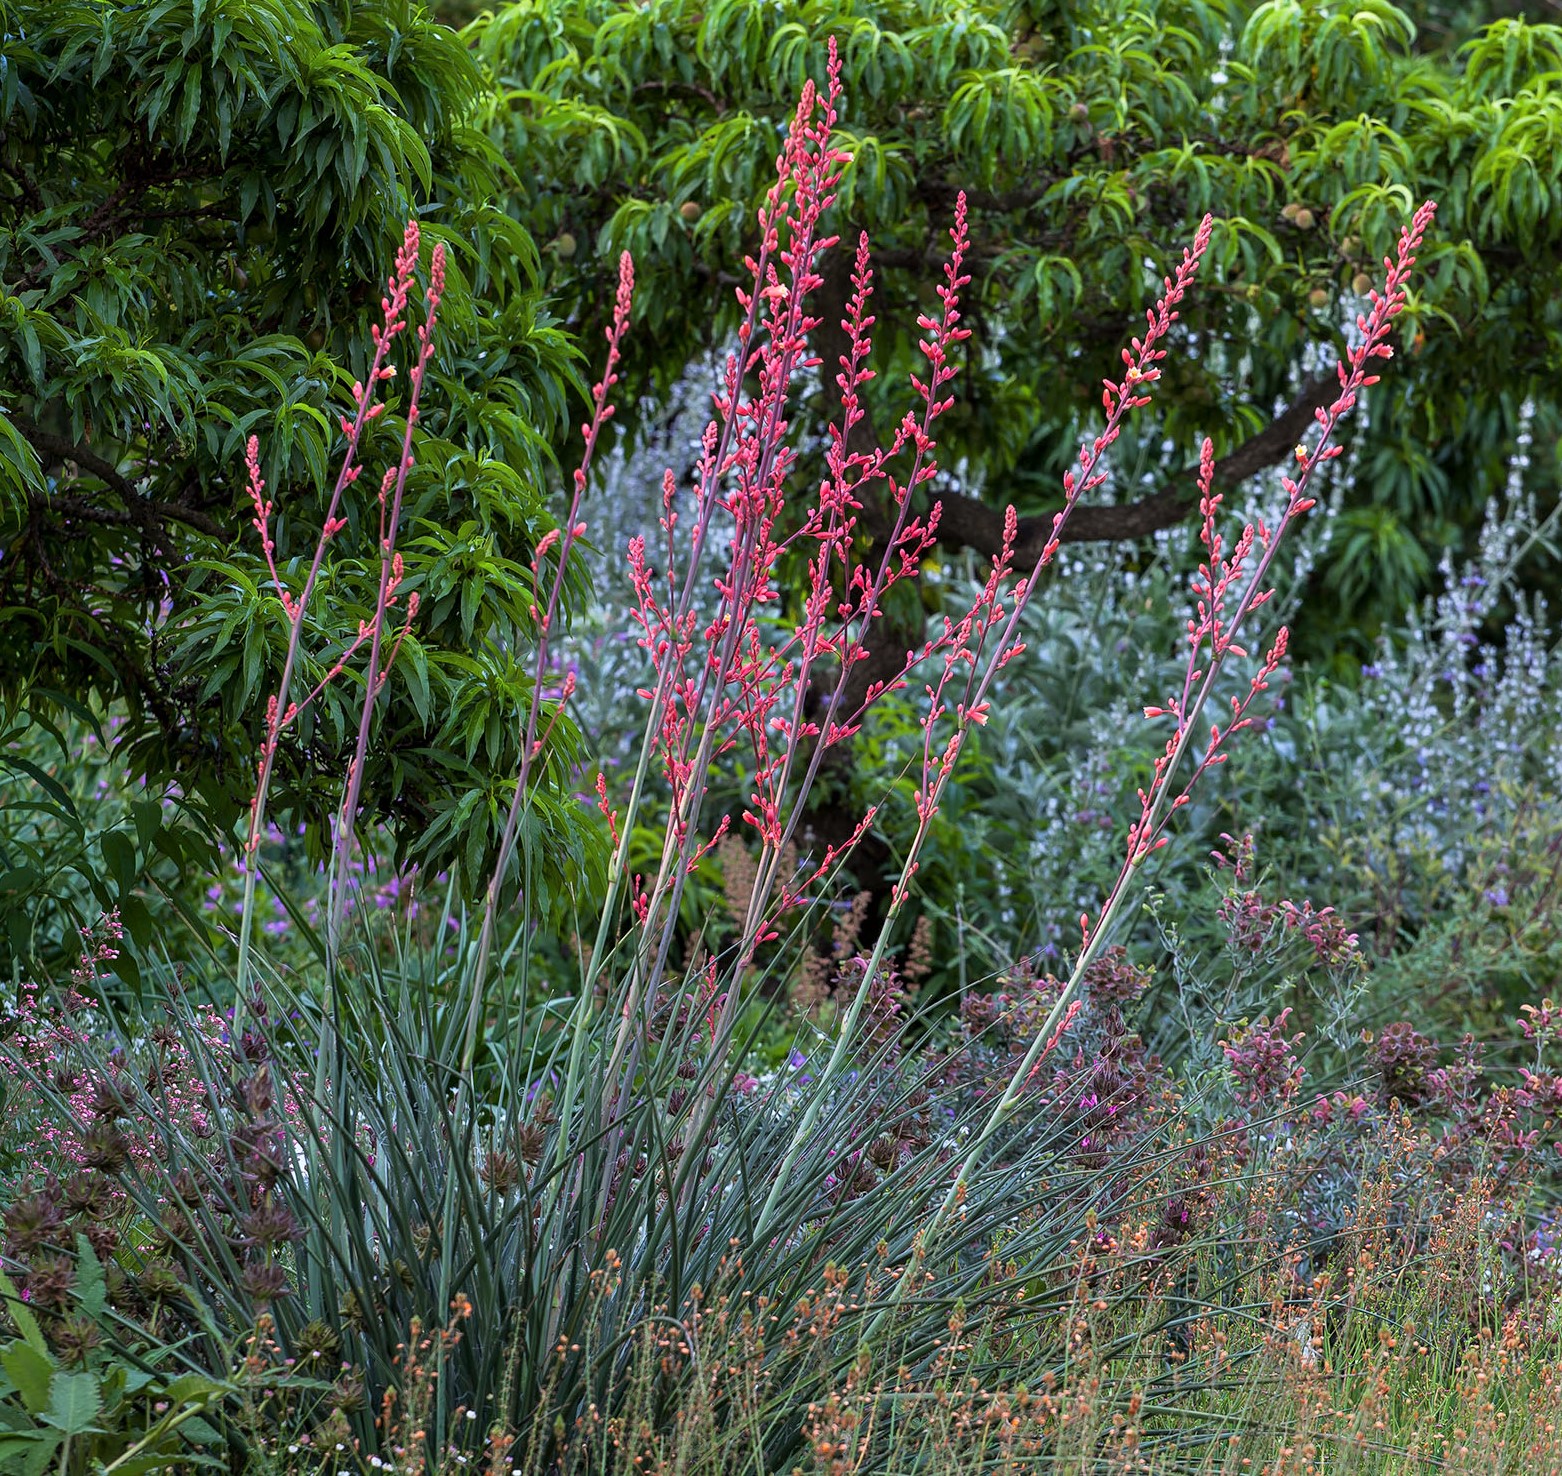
[
  {"xmin": 488, "ymin": 39, "xmax": 1436, "ymax": 1250},
  {"xmin": 189, "ymin": 36, "xmax": 1440, "ymax": 1462}
]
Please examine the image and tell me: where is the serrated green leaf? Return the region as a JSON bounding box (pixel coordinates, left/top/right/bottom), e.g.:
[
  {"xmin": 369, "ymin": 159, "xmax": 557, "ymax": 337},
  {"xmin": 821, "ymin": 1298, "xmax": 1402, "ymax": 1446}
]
[
  {"xmin": 0, "ymin": 1342, "xmax": 55, "ymax": 1417},
  {"xmin": 41, "ymin": 1371, "xmax": 101, "ymax": 1436},
  {"xmin": 72, "ymin": 1235, "xmax": 106, "ymax": 1322}
]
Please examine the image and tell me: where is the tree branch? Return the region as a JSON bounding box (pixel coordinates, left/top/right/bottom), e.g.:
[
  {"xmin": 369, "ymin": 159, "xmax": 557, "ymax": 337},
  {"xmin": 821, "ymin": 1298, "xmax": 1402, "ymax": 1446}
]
[
  {"xmin": 15, "ymin": 417, "xmax": 224, "ymax": 537},
  {"xmin": 929, "ymin": 371, "xmax": 1339, "ymax": 561},
  {"xmin": 633, "ymin": 78, "xmax": 726, "ymax": 114},
  {"xmin": 15, "ymin": 418, "xmax": 138, "ymax": 498}
]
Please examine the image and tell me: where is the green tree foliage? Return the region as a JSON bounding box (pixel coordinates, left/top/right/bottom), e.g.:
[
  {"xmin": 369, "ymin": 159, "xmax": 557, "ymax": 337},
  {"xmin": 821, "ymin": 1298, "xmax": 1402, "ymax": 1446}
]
[
  {"xmin": 472, "ymin": 0, "xmax": 1562, "ymax": 642},
  {"xmin": 0, "ymin": 0, "xmax": 598, "ymax": 933}
]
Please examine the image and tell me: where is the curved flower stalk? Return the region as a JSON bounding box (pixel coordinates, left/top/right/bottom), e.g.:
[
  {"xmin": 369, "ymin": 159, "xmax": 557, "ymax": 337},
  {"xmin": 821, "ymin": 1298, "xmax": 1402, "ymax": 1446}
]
[
  {"xmin": 237, "ymin": 222, "xmax": 439, "ymax": 998},
  {"xmin": 928, "ymin": 198, "xmax": 1440, "ymax": 1238},
  {"xmin": 329, "ymin": 244, "xmax": 446, "ymax": 952},
  {"xmin": 614, "ymin": 56, "xmax": 860, "ymax": 988},
  {"xmin": 479, "ymin": 64, "xmax": 846, "ymax": 1053}
]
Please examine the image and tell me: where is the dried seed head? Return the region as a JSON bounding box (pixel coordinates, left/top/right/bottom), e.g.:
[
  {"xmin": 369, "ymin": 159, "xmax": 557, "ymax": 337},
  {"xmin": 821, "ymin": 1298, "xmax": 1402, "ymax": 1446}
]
[
  {"xmin": 22, "ymin": 1255, "xmax": 75, "ymax": 1311},
  {"xmin": 3, "ymin": 1190, "xmax": 64, "ymax": 1257},
  {"xmin": 138, "ymin": 1259, "xmax": 186, "ymax": 1302},
  {"xmin": 239, "ymin": 1259, "xmax": 290, "ymax": 1304},
  {"xmin": 240, "ymin": 1197, "xmax": 301, "ymax": 1248},
  {"xmin": 52, "ymin": 1314, "xmax": 103, "ymax": 1366},
  {"xmin": 80, "ymin": 1124, "xmax": 130, "ymax": 1173},
  {"xmin": 481, "ymin": 1150, "xmax": 520, "ymax": 1194},
  {"xmin": 296, "ymin": 1319, "xmax": 342, "ymax": 1362}
]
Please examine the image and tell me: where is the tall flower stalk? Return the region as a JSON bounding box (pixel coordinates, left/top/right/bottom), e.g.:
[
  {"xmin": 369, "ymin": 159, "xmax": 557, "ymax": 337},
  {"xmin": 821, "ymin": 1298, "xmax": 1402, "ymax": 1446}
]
[
  {"xmin": 466, "ymin": 37, "xmax": 1436, "ymax": 1274},
  {"xmin": 327, "ymin": 244, "xmax": 445, "ymax": 953},
  {"xmin": 238, "ymin": 222, "xmax": 435, "ymax": 995},
  {"xmin": 929, "ymin": 198, "xmax": 1439, "ymax": 1236}
]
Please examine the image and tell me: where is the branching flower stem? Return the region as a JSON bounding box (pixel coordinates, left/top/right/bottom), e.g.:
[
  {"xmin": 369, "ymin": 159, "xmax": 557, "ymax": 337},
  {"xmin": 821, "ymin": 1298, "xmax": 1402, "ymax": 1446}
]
[
  {"xmin": 236, "ymin": 222, "xmax": 425, "ymax": 1006},
  {"xmin": 591, "ymin": 60, "xmax": 856, "ymax": 1130},
  {"xmin": 922, "ymin": 198, "xmax": 1438, "ymax": 1250},
  {"xmin": 328, "ymin": 244, "xmax": 445, "ymax": 955}
]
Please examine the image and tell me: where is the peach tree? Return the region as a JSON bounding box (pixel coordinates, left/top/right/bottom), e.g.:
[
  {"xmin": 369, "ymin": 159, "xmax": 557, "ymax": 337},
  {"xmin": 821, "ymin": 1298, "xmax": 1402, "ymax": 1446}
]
[
  {"xmin": 476, "ymin": 0, "xmax": 1562, "ymax": 648},
  {"xmin": 0, "ymin": 0, "xmax": 595, "ymax": 967}
]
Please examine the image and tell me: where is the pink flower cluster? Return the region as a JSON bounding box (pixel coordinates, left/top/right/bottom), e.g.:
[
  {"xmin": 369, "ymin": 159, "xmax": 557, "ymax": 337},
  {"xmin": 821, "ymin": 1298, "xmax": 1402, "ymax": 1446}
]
[
  {"xmin": 2, "ymin": 915, "xmax": 309, "ymax": 1187},
  {"xmin": 948, "ymin": 947, "xmax": 1173, "ymax": 1165},
  {"xmin": 622, "ymin": 48, "xmax": 971, "ymax": 941},
  {"xmin": 1217, "ymin": 886, "xmax": 1362, "ymax": 970},
  {"xmin": 1221, "ymin": 1008, "xmax": 1306, "ymax": 1109}
]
